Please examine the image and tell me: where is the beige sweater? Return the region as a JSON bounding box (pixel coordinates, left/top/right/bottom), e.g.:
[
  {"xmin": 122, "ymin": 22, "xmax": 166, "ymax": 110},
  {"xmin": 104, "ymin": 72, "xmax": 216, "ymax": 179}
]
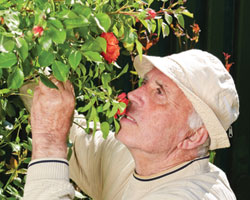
[{"xmin": 23, "ymin": 116, "xmax": 236, "ymax": 200}]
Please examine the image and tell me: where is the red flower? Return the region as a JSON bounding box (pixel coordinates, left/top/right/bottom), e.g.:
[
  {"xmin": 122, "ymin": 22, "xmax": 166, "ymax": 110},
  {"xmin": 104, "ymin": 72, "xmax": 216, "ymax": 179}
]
[
  {"xmin": 100, "ymin": 32, "xmax": 120, "ymax": 63},
  {"xmin": 191, "ymin": 23, "xmax": 200, "ymax": 34},
  {"xmin": 114, "ymin": 92, "xmax": 129, "ymax": 119},
  {"xmin": 225, "ymin": 63, "xmax": 234, "ymax": 72},
  {"xmin": 223, "ymin": 52, "xmax": 231, "ymax": 60},
  {"xmin": 146, "ymin": 9, "xmax": 157, "ymax": 20},
  {"xmin": 33, "ymin": 26, "xmax": 44, "ymax": 37},
  {"xmin": 223, "ymin": 52, "xmax": 234, "ymax": 72}
]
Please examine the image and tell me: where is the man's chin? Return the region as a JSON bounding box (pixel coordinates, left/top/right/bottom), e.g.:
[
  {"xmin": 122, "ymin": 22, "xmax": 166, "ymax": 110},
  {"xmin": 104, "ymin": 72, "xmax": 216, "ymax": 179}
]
[{"xmin": 115, "ymin": 127, "xmax": 127, "ymax": 143}]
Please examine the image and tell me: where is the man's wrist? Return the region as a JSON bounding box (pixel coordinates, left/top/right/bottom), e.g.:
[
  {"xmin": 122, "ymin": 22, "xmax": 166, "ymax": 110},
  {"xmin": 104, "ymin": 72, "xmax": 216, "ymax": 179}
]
[
  {"xmin": 31, "ymin": 133, "xmax": 67, "ymax": 160},
  {"xmin": 32, "ymin": 147, "xmax": 67, "ymax": 160}
]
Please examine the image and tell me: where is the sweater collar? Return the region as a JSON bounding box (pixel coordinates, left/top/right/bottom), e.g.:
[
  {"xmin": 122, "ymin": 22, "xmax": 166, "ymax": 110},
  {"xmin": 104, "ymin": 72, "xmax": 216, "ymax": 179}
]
[{"xmin": 133, "ymin": 155, "xmax": 210, "ymax": 182}]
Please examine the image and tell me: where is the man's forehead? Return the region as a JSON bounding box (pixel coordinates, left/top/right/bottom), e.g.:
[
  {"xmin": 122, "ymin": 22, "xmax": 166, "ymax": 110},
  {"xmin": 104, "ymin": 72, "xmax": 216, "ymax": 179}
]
[{"xmin": 145, "ymin": 67, "xmax": 172, "ymax": 83}]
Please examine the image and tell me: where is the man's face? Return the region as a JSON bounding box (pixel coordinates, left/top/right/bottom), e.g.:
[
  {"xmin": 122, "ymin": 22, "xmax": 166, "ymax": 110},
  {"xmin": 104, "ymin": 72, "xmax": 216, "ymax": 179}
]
[{"xmin": 116, "ymin": 68, "xmax": 193, "ymax": 154}]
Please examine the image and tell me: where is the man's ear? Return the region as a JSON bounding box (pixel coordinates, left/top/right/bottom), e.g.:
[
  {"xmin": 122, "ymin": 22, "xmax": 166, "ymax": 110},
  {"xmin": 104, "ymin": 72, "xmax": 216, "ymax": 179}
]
[{"xmin": 177, "ymin": 126, "xmax": 209, "ymax": 150}]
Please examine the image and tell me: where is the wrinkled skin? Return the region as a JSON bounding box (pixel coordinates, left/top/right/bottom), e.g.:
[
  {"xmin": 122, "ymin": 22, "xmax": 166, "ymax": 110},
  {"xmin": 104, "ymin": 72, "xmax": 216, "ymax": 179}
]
[
  {"xmin": 30, "ymin": 78, "xmax": 75, "ymax": 159},
  {"xmin": 116, "ymin": 68, "xmax": 193, "ymax": 154},
  {"xmin": 116, "ymin": 68, "xmax": 208, "ymax": 175}
]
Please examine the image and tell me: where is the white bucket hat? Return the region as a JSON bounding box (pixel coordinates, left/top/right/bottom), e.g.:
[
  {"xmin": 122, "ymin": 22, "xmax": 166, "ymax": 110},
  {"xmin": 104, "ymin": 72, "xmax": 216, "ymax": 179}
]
[{"xmin": 133, "ymin": 49, "xmax": 239, "ymax": 150}]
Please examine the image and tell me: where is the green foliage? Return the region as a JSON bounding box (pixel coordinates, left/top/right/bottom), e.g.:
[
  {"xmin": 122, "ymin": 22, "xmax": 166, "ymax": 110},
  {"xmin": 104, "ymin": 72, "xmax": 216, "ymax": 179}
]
[{"xmin": 0, "ymin": 0, "xmax": 195, "ymax": 198}]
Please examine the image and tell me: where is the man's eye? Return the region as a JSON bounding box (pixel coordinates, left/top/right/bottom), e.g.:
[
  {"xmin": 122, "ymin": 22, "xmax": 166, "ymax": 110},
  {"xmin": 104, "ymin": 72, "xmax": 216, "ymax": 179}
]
[
  {"xmin": 142, "ymin": 79, "xmax": 147, "ymax": 85},
  {"xmin": 156, "ymin": 88, "xmax": 162, "ymax": 95}
]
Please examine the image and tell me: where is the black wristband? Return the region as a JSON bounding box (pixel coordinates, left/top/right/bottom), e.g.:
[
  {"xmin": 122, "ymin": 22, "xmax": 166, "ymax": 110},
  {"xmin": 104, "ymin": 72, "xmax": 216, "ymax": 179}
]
[{"xmin": 28, "ymin": 160, "xmax": 69, "ymax": 168}]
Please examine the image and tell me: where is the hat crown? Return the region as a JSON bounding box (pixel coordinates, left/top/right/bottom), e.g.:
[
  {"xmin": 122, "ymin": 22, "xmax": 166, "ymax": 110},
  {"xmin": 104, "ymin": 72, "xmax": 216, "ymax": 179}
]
[{"xmin": 166, "ymin": 49, "xmax": 239, "ymax": 130}]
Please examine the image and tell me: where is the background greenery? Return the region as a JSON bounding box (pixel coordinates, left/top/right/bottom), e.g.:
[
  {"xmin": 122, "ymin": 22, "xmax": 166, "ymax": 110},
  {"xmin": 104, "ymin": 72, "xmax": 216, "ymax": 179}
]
[
  {"xmin": 1, "ymin": 0, "xmax": 248, "ymax": 199},
  {"xmin": 0, "ymin": 0, "xmax": 200, "ymax": 199}
]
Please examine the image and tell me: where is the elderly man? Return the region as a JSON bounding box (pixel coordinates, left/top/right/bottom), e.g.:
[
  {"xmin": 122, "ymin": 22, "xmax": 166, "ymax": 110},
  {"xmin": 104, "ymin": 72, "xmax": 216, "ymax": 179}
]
[{"xmin": 23, "ymin": 49, "xmax": 239, "ymax": 199}]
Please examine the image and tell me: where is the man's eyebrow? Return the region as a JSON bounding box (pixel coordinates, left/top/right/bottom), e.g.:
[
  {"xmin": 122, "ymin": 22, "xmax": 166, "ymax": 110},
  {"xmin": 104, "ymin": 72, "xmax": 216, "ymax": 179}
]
[
  {"xmin": 156, "ymin": 80, "xmax": 168, "ymax": 92},
  {"xmin": 144, "ymin": 75, "xmax": 149, "ymax": 81},
  {"xmin": 142, "ymin": 76, "xmax": 149, "ymax": 83}
]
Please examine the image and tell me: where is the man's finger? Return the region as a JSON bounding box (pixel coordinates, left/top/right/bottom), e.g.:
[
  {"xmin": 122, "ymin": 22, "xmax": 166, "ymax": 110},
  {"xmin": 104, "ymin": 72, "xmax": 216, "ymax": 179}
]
[
  {"xmin": 49, "ymin": 77, "xmax": 65, "ymax": 91},
  {"xmin": 64, "ymin": 80, "xmax": 75, "ymax": 96}
]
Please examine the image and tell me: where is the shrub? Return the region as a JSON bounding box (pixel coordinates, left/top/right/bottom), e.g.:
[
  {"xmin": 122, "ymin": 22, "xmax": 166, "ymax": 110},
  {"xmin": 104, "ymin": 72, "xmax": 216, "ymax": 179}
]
[{"xmin": 0, "ymin": 0, "xmax": 196, "ymax": 198}]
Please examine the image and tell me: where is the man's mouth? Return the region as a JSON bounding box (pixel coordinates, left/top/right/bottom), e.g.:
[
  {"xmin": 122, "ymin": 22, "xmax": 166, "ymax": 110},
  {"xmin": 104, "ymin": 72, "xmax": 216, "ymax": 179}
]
[{"xmin": 122, "ymin": 114, "xmax": 136, "ymax": 123}]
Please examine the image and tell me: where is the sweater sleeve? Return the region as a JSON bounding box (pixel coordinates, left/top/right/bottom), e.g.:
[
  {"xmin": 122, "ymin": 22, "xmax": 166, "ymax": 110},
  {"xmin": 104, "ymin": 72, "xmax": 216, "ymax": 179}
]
[
  {"xmin": 23, "ymin": 158, "xmax": 75, "ymax": 200},
  {"xmin": 22, "ymin": 113, "xmax": 134, "ymax": 200},
  {"xmin": 68, "ymin": 114, "xmax": 134, "ymax": 200}
]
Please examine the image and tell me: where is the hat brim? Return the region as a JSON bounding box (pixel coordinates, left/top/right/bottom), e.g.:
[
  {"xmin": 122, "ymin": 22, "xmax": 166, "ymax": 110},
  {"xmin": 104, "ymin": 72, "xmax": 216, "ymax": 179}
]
[{"xmin": 134, "ymin": 55, "xmax": 230, "ymax": 150}]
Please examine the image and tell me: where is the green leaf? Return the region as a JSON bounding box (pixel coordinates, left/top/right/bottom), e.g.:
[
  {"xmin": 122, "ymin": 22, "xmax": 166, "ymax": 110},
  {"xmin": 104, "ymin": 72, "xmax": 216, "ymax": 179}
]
[
  {"xmin": 138, "ymin": 10, "xmax": 147, "ymax": 21},
  {"xmin": 16, "ymin": 37, "xmax": 28, "ymax": 61},
  {"xmin": 49, "ymin": 27, "xmax": 66, "ymax": 44},
  {"xmin": 0, "ymin": 34, "xmax": 15, "ymax": 52},
  {"xmin": 58, "ymin": 10, "xmax": 79, "ymax": 19},
  {"xmin": 6, "ymin": 102, "xmax": 16, "ymax": 117},
  {"xmin": 118, "ymin": 102, "xmax": 126, "ymax": 113},
  {"xmin": 39, "ymin": 36, "xmax": 52, "ymax": 51},
  {"xmin": 138, "ymin": 19, "xmax": 148, "ymax": 30},
  {"xmin": 123, "ymin": 29, "xmax": 137, "ymax": 43},
  {"xmin": 118, "ymin": 23, "xmax": 124, "ymax": 38},
  {"xmin": 39, "ymin": 74, "xmax": 58, "ymax": 89},
  {"xmin": 148, "ymin": 0, "xmax": 154, "ymax": 6},
  {"xmin": 162, "ymin": 22, "xmax": 170, "ymax": 38},
  {"xmin": 69, "ymin": 50, "xmax": 82, "ymax": 70},
  {"xmin": 95, "ymin": 36, "xmax": 107, "ymax": 53},
  {"xmin": 67, "ymin": 144, "xmax": 73, "ymax": 161},
  {"xmin": 7, "ymin": 68, "xmax": 24, "ymax": 89},
  {"xmin": 0, "ymin": 149, "xmax": 5, "ymax": 156},
  {"xmin": 116, "ymin": 64, "xmax": 129, "ymax": 79},
  {"xmin": 102, "ymin": 101, "xmax": 110, "ymax": 111},
  {"xmin": 164, "ymin": 13, "xmax": 173, "ymax": 25},
  {"xmin": 38, "ymin": 50, "xmax": 54, "ymax": 67},
  {"xmin": 89, "ymin": 106, "xmax": 98, "ymax": 121},
  {"xmin": 73, "ymin": 6, "xmax": 92, "ymax": 19},
  {"xmin": 112, "ymin": 25, "xmax": 119, "ymax": 37},
  {"xmin": 182, "ymin": 10, "xmax": 194, "ymax": 18},
  {"xmin": 114, "ymin": 118, "xmax": 120, "ymax": 133},
  {"xmin": 101, "ymin": 121, "xmax": 110, "ymax": 139},
  {"xmin": 101, "ymin": 72, "xmax": 111, "ymax": 86},
  {"xmin": 48, "ymin": 18, "xmax": 64, "ymax": 29},
  {"xmin": 0, "ymin": 68, "xmax": 2, "ymax": 78},
  {"xmin": 83, "ymin": 51, "xmax": 102, "ymax": 62},
  {"xmin": 78, "ymin": 98, "xmax": 96, "ymax": 113},
  {"xmin": 63, "ymin": 16, "xmax": 89, "ymax": 29},
  {"xmin": 0, "ymin": 88, "xmax": 10, "ymax": 95},
  {"xmin": 135, "ymin": 40, "xmax": 143, "ymax": 60},
  {"xmin": 176, "ymin": 14, "xmax": 185, "ymax": 28},
  {"xmin": 0, "ymin": 52, "xmax": 17, "ymax": 68},
  {"xmin": 157, "ymin": 19, "xmax": 163, "ymax": 37},
  {"xmin": 0, "ymin": 102, "xmax": 5, "ymax": 121},
  {"xmin": 52, "ymin": 61, "xmax": 70, "ymax": 82},
  {"xmin": 150, "ymin": 20, "xmax": 157, "ymax": 33},
  {"xmin": 81, "ymin": 37, "xmax": 106, "ymax": 53},
  {"xmin": 95, "ymin": 13, "xmax": 111, "ymax": 32},
  {"xmin": 108, "ymin": 103, "xmax": 119, "ymax": 118}
]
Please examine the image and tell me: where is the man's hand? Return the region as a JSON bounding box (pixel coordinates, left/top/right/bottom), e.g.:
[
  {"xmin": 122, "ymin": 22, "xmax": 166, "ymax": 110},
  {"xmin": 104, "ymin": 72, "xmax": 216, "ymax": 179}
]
[{"xmin": 30, "ymin": 78, "xmax": 75, "ymax": 160}]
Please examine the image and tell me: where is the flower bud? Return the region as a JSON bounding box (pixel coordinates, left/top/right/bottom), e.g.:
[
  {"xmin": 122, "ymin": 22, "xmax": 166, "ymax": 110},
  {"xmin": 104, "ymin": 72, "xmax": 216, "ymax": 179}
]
[
  {"xmin": 33, "ymin": 26, "xmax": 44, "ymax": 37},
  {"xmin": 146, "ymin": 9, "xmax": 157, "ymax": 20}
]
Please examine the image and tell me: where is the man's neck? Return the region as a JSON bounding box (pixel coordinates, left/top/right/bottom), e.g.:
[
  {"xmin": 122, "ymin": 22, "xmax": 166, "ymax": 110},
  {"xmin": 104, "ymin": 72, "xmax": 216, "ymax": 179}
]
[{"xmin": 129, "ymin": 148, "xmax": 196, "ymax": 176}]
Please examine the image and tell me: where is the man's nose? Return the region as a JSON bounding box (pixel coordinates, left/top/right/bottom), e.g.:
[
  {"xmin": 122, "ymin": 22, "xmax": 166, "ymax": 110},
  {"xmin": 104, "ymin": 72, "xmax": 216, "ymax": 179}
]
[{"xmin": 127, "ymin": 87, "xmax": 144, "ymax": 106}]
